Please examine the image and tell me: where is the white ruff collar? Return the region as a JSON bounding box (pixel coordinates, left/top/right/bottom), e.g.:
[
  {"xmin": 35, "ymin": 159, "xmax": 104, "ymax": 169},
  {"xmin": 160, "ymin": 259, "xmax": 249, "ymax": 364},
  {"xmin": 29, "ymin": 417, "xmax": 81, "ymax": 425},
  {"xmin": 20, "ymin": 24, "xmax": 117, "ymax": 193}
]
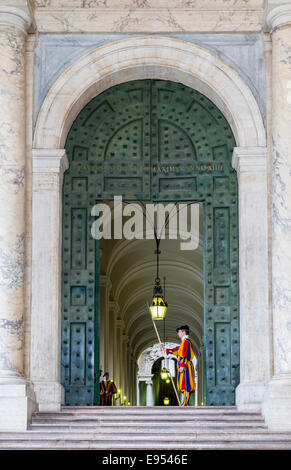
[{"xmin": 181, "ymin": 334, "xmax": 189, "ymax": 341}]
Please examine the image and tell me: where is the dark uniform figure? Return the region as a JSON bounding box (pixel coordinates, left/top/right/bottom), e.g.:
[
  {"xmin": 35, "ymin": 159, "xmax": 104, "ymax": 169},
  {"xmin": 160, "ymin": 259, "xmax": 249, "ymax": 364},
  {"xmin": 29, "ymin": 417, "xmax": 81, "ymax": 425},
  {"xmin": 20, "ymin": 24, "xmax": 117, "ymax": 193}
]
[{"xmin": 99, "ymin": 372, "xmax": 117, "ymax": 406}]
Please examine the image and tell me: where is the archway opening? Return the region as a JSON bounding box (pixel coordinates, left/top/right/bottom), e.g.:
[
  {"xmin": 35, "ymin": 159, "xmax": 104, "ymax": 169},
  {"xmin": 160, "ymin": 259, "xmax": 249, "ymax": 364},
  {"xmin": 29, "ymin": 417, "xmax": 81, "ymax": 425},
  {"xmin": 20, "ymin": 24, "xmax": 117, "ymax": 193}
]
[
  {"xmin": 61, "ymin": 78, "xmax": 239, "ymax": 407},
  {"xmin": 99, "ymin": 208, "xmax": 204, "ymax": 407}
]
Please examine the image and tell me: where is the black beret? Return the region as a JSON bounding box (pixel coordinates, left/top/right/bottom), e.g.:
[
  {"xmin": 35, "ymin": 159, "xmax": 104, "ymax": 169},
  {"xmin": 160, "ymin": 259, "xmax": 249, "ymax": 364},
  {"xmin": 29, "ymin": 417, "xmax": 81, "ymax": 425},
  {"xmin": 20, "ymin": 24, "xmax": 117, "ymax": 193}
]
[{"xmin": 176, "ymin": 325, "xmax": 190, "ymax": 333}]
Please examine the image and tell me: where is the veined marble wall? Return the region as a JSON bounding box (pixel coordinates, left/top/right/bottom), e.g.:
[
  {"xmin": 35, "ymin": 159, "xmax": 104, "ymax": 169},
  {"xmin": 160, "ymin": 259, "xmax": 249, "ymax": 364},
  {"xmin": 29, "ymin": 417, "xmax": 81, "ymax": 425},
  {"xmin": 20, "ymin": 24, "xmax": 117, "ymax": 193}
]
[{"xmin": 33, "ymin": 0, "xmax": 265, "ymax": 33}]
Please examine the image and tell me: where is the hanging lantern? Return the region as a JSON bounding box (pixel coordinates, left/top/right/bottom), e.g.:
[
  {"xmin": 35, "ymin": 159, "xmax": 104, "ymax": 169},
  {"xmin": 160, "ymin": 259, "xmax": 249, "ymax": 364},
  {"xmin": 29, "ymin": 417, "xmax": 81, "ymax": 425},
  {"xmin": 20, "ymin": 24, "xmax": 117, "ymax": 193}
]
[
  {"xmin": 150, "ymin": 292, "xmax": 167, "ymax": 320},
  {"xmin": 149, "ymin": 237, "xmax": 168, "ymax": 320},
  {"xmin": 160, "ymin": 367, "xmax": 169, "ymax": 380},
  {"xmin": 163, "ymin": 397, "xmax": 170, "ymax": 406}
]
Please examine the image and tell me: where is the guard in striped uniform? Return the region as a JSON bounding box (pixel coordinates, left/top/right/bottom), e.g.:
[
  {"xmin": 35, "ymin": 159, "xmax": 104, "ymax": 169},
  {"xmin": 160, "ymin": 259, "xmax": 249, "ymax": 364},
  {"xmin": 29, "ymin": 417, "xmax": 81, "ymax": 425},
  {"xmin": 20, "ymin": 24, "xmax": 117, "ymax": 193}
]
[
  {"xmin": 99, "ymin": 372, "xmax": 117, "ymax": 406},
  {"xmin": 165, "ymin": 325, "xmax": 195, "ymax": 407}
]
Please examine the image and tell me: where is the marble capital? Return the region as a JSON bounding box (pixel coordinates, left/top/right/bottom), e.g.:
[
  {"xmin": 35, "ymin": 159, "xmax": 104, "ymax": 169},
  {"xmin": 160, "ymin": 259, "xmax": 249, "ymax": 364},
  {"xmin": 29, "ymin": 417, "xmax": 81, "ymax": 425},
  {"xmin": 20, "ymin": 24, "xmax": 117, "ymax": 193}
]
[
  {"xmin": 138, "ymin": 374, "xmax": 153, "ymax": 384},
  {"xmin": 232, "ymin": 147, "xmax": 267, "ymax": 174},
  {"xmin": 265, "ymin": 2, "xmax": 291, "ymax": 30},
  {"xmin": 32, "ymin": 148, "xmax": 69, "ymax": 175},
  {"xmin": 0, "ymin": 1, "xmax": 34, "ymax": 34},
  {"xmin": 32, "ymin": 148, "xmax": 69, "ymax": 190}
]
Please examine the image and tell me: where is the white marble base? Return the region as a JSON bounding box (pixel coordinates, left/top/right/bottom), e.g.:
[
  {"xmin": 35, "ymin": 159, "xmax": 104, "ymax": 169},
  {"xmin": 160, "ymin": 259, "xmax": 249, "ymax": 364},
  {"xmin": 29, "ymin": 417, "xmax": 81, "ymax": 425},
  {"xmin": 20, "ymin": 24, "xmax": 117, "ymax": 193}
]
[
  {"xmin": 262, "ymin": 375, "xmax": 291, "ymax": 432},
  {"xmin": 0, "ymin": 380, "xmax": 37, "ymax": 431},
  {"xmin": 236, "ymin": 381, "xmax": 266, "ymax": 412},
  {"xmin": 33, "ymin": 381, "xmax": 64, "ymax": 412}
]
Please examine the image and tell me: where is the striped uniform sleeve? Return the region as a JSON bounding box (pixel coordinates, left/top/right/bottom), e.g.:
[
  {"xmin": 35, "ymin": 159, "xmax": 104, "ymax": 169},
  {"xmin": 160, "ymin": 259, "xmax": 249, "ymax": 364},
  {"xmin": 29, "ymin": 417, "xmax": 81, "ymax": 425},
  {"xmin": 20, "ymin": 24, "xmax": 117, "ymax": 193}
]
[{"xmin": 166, "ymin": 346, "xmax": 179, "ymax": 356}]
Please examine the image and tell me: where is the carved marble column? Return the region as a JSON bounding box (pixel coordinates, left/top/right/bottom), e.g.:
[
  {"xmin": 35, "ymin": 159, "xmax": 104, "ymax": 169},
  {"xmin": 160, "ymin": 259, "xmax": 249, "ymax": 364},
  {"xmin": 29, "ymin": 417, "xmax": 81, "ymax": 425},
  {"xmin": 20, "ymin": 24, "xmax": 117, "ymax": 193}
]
[
  {"xmin": 232, "ymin": 147, "xmax": 269, "ymax": 411},
  {"xmin": 129, "ymin": 352, "xmax": 135, "ymax": 404},
  {"xmin": 104, "ymin": 278, "xmax": 112, "ymax": 373},
  {"xmin": 0, "ymin": 2, "xmax": 36, "ymax": 431},
  {"xmin": 133, "ymin": 360, "xmax": 138, "ymax": 405},
  {"xmin": 122, "ymin": 334, "xmax": 129, "ymax": 401},
  {"xmin": 115, "ymin": 319, "xmax": 124, "ymax": 395},
  {"xmin": 108, "ymin": 300, "xmax": 118, "ymax": 378},
  {"xmin": 30, "ymin": 149, "xmax": 68, "ymax": 411},
  {"xmin": 99, "ymin": 275, "xmax": 107, "ymax": 375},
  {"xmin": 145, "ymin": 377, "xmax": 153, "ymax": 406},
  {"xmin": 263, "ymin": 2, "xmax": 291, "ymax": 431},
  {"xmin": 136, "ymin": 378, "xmax": 140, "ymax": 406}
]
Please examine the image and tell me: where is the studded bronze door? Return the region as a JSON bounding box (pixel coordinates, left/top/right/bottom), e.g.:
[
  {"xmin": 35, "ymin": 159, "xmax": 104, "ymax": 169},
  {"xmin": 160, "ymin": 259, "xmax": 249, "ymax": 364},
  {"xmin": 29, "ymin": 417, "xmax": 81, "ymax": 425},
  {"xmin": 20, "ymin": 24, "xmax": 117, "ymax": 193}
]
[{"xmin": 62, "ymin": 79, "xmax": 239, "ymax": 406}]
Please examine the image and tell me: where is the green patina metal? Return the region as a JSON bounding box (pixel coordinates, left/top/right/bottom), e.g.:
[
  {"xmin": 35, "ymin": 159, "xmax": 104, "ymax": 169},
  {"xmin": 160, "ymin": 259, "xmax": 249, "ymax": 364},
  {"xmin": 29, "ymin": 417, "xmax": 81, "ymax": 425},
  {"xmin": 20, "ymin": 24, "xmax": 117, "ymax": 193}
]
[{"xmin": 62, "ymin": 79, "xmax": 239, "ymax": 406}]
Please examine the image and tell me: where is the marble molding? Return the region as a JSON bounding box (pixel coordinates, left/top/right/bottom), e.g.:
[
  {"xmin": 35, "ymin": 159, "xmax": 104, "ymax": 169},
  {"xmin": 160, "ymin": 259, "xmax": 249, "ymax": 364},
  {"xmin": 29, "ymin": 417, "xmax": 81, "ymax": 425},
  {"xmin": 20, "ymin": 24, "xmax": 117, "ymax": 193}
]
[
  {"xmin": 0, "ymin": 1, "xmax": 37, "ymax": 431},
  {"xmin": 33, "ymin": 0, "xmax": 264, "ymax": 6},
  {"xmin": 33, "ymin": 33, "xmax": 266, "ymax": 127},
  {"xmin": 32, "ymin": 0, "xmax": 265, "ymax": 33},
  {"xmin": 33, "ymin": 36, "xmax": 266, "ymax": 150},
  {"xmin": 265, "ymin": 1, "xmax": 291, "ymax": 30}
]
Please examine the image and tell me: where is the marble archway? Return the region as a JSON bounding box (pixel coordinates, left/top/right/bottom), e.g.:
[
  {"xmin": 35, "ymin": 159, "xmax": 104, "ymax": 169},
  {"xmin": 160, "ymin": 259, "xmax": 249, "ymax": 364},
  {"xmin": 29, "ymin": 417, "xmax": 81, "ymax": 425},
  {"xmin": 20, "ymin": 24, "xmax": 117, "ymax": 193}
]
[
  {"xmin": 137, "ymin": 343, "xmax": 199, "ymax": 407},
  {"xmin": 31, "ymin": 36, "xmax": 268, "ymax": 413}
]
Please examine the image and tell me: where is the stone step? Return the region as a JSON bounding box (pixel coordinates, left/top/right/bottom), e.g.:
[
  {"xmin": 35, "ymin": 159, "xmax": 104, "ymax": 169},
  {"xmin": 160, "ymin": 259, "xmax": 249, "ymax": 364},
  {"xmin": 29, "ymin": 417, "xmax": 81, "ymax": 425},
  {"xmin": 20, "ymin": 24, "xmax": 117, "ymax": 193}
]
[
  {"xmin": 31, "ymin": 417, "xmax": 266, "ymax": 426},
  {"xmin": 59, "ymin": 406, "xmax": 253, "ymax": 412},
  {"xmin": 3, "ymin": 431, "xmax": 290, "ymax": 440},
  {"xmin": 1, "ymin": 440, "xmax": 291, "ymax": 450},
  {"xmin": 63, "ymin": 406, "xmax": 236, "ymax": 410},
  {"xmin": 0, "ymin": 430, "xmax": 291, "ymax": 443},
  {"xmin": 37, "ymin": 407, "xmax": 262, "ymax": 419},
  {"xmin": 1, "ymin": 406, "xmax": 289, "ymax": 450},
  {"xmin": 29, "ymin": 423, "xmax": 267, "ymax": 432},
  {"xmin": 32, "ymin": 417, "xmax": 265, "ymax": 424},
  {"xmin": 57, "ymin": 408, "xmax": 261, "ymax": 416}
]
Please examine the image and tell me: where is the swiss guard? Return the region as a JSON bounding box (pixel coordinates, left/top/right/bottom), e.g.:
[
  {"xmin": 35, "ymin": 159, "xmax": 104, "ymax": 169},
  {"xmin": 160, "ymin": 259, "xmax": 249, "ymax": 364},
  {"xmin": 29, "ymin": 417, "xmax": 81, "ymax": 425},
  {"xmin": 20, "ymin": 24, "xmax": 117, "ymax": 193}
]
[
  {"xmin": 165, "ymin": 325, "xmax": 195, "ymax": 407},
  {"xmin": 99, "ymin": 372, "xmax": 117, "ymax": 406}
]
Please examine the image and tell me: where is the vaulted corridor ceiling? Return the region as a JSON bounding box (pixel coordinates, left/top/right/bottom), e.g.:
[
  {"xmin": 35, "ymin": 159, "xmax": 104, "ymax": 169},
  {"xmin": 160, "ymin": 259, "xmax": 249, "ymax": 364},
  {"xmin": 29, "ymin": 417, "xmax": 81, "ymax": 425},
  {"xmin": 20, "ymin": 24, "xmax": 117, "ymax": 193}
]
[{"xmin": 100, "ymin": 203, "xmax": 204, "ymax": 359}]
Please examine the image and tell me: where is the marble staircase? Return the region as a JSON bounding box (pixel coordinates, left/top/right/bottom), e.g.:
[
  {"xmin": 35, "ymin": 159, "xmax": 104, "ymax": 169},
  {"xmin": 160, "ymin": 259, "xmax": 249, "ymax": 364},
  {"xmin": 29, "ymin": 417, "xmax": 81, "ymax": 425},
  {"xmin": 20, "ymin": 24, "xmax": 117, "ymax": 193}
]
[{"xmin": 0, "ymin": 406, "xmax": 291, "ymax": 450}]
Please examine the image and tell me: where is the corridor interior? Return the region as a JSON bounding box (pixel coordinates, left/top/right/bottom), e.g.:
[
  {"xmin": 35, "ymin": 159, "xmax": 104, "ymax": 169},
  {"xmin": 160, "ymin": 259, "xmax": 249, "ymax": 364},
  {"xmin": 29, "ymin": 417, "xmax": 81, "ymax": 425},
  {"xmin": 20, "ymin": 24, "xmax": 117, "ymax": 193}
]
[{"xmin": 98, "ymin": 201, "xmax": 205, "ymax": 406}]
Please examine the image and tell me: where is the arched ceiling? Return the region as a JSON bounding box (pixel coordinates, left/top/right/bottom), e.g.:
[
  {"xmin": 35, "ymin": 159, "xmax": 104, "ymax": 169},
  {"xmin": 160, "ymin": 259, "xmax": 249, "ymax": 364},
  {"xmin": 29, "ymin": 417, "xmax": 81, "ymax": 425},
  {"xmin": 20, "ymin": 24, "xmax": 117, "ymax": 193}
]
[{"xmin": 100, "ymin": 201, "xmax": 203, "ymax": 360}]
